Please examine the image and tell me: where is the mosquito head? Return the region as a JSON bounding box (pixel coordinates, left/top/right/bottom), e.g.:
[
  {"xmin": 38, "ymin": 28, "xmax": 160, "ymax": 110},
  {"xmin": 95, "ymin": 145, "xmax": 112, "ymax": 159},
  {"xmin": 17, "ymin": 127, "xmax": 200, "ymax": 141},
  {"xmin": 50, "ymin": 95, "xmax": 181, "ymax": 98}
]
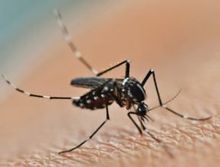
[
  {"xmin": 137, "ymin": 102, "xmax": 149, "ymax": 115},
  {"xmin": 122, "ymin": 77, "xmax": 146, "ymax": 103}
]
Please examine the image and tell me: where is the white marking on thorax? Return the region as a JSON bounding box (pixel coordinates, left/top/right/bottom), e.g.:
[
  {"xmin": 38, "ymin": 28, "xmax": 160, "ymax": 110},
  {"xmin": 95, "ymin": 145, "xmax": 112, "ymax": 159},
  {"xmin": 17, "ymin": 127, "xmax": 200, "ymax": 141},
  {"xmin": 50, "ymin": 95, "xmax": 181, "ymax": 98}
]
[{"xmin": 122, "ymin": 78, "xmax": 129, "ymax": 85}]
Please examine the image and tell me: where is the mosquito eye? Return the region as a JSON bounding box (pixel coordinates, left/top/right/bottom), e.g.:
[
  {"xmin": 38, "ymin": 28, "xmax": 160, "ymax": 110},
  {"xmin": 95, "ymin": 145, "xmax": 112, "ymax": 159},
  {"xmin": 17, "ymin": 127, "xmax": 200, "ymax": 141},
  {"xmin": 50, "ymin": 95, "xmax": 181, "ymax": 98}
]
[{"xmin": 137, "ymin": 103, "xmax": 147, "ymax": 114}]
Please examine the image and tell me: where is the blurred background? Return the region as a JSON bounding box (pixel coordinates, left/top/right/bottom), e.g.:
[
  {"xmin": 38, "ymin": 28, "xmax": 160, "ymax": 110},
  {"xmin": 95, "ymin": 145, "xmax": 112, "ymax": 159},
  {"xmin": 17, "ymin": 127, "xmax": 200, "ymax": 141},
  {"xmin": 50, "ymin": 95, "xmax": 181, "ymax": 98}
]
[
  {"xmin": 0, "ymin": 0, "xmax": 119, "ymax": 100},
  {"xmin": 0, "ymin": 0, "xmax": 219, "ymax": 166}
]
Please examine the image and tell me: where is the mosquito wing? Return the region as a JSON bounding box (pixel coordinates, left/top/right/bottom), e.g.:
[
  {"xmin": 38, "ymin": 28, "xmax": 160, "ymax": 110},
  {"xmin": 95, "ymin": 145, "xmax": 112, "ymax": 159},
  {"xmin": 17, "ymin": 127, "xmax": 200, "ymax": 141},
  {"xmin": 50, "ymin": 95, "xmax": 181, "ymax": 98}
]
[{"xmin": 71, "ymin": 77, "xmax": 110, "ymax": 89}]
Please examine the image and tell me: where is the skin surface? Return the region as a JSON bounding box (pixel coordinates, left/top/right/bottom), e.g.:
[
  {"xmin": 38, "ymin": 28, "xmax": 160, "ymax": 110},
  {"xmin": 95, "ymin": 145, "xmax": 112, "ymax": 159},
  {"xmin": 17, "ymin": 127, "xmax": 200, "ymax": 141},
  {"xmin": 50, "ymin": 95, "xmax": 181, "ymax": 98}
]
[{"xmin": 0, "ymin": 1, "xmax": 220, "ymax": 166}]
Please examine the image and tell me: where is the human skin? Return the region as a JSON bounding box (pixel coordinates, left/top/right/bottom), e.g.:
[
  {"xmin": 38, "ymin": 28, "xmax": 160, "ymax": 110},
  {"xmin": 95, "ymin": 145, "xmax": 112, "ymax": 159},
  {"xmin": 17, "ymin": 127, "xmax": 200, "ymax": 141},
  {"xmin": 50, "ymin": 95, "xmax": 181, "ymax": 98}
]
[{"xmin": 0, "ymin": 1, "xmax": 220, "ymax": 166}]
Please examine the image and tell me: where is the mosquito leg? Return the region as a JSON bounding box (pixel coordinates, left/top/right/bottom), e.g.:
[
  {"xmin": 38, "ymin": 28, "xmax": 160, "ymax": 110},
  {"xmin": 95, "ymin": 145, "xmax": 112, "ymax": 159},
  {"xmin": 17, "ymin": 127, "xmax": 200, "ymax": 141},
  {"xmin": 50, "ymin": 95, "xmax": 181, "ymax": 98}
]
[
  {"xmin": 132, "ymin": 105, "xmax": 147, "ymax": 130},
  {"xmin": 145, "ymin": 129, "xmax": 174, "ymax": 157},
  {"xmin": 97, "ymin": 60, "xmax": 130, "ymax": 78},
  {"xmin": 128, "ymin": 112, "xmax": 173, "ymax": 156},
  {"xmin": 59, "ymin": 105, "xmax": 110, "ymax": 154},
  {"xmin": 141, "ymin": 70, "xmax": 212, "ymax": 121},
  {"xmin": 163, "ymin": 106, "xmax": 212, "ymax": 121},
  {"xmin": 138, "ymin": 116, "xmax": 146, "ymax": 130},
  {"xmin": 128, "ymin": 110, "xmax": 173, "ymax": 156},
  {"xmin": 145, "ymin": 130, "xmax": 161, "ymax": 143},
  {"xmin": 54, "ymin": 9, "xmax": 98, "ymax": 75},
  {"xmin": 127, "ymin": 112, "xmax": 142, "ymax": 135},
  {"xmin": 54, "ymin": 10, "xmax": 131, "ymax": 77},
  {"xmin": 1, "ymin": 74, "xmax": 77, "ymax": 100},
  {"xmin": 141, "ymin": 71, "xmax": 211, "ymax": 122},
  {"xmin": 141, "ymin": 69, "xmax": 163, "ymax": 106}
]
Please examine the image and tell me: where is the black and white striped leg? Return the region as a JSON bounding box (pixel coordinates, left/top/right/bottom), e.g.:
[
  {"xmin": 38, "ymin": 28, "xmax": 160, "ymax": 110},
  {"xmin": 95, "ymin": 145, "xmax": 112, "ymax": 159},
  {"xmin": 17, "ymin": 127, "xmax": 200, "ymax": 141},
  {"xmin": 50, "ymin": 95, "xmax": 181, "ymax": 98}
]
[
  {"xmin": 163, "ymin": 106, "xmax": 212, "ymax": 121},
  {"xmin": 97, "ymin": 60, "xmax": 130, "ymax": 78},
  {"xmin": 59, "ymin": 105, "xmax": 110, "ymax": 154},
  {"xmin": 54, "ymin": 9, "xmax": 98, "ymax": 75},
  {"xmin": 141, "ymin": 70, "xmax": 211, "ymax": 121},
  {"xmin": 1, "ymin": 74, "xmax": 77, "ymax": 100},
  {"xmin": 54, "ymin": 10, "xmax": 131, "ymax": 78}
]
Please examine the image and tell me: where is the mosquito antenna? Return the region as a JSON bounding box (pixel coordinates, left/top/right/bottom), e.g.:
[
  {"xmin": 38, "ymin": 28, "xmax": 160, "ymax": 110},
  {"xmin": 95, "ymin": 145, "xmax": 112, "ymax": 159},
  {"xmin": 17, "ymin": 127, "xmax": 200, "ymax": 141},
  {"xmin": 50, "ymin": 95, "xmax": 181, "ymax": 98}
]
[
  {"xmin": 54, "ymin": 9, "xmax": 98, "ymax": 75},
  {"xmin": 148, "ymin": 89, "xmax": 211, "ymax": 121},
  {"xmin": 148, "ymin": 89, "xmax": 181, "ymax": 111}
]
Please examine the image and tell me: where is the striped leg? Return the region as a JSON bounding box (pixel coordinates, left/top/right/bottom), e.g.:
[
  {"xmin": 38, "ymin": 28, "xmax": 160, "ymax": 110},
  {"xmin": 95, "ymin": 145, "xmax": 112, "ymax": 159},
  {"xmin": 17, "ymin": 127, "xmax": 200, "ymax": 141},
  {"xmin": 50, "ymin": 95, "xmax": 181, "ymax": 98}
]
[
  {"xmin": 1, "ymin": 74, "xmax": 78, "ymax": 100},
  {"xmin": 54, "ymin": 9, "xmax": 98, "ymax": 75},
  {"xmin": 128, "ymin": 111, "xmax": 173, "ymax": 157},
  {"xmin": 54, "ymin": 10, "xmax": 131, "ymax": 78},
  {"xmin": 142, "ymin": 71, "xmax": 212, "ymax": 121},
  {"xmin": 59, "ymin": 105, "xmax": 110, "ymax": 154},
  {"xmin": 163, "ymin": 106, "xmax": 212, "ymax": 121}
]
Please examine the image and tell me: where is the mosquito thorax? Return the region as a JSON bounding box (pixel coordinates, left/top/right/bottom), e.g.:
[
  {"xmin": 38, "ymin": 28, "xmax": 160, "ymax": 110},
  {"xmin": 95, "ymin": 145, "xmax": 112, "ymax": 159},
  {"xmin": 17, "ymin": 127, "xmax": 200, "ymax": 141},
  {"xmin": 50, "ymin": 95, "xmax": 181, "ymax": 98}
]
[{"xmin": 122, "ymin": 77, "xmax": 146, "ymax": 103}]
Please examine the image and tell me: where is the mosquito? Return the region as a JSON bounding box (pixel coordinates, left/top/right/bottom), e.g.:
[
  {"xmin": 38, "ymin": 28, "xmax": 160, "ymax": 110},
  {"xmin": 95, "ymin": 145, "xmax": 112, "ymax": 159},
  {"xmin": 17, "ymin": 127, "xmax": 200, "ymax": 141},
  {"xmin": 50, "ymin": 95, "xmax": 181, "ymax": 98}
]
[{"xmin": 1, "ymin": 10, "xmax": 212, "ymax": 155}]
